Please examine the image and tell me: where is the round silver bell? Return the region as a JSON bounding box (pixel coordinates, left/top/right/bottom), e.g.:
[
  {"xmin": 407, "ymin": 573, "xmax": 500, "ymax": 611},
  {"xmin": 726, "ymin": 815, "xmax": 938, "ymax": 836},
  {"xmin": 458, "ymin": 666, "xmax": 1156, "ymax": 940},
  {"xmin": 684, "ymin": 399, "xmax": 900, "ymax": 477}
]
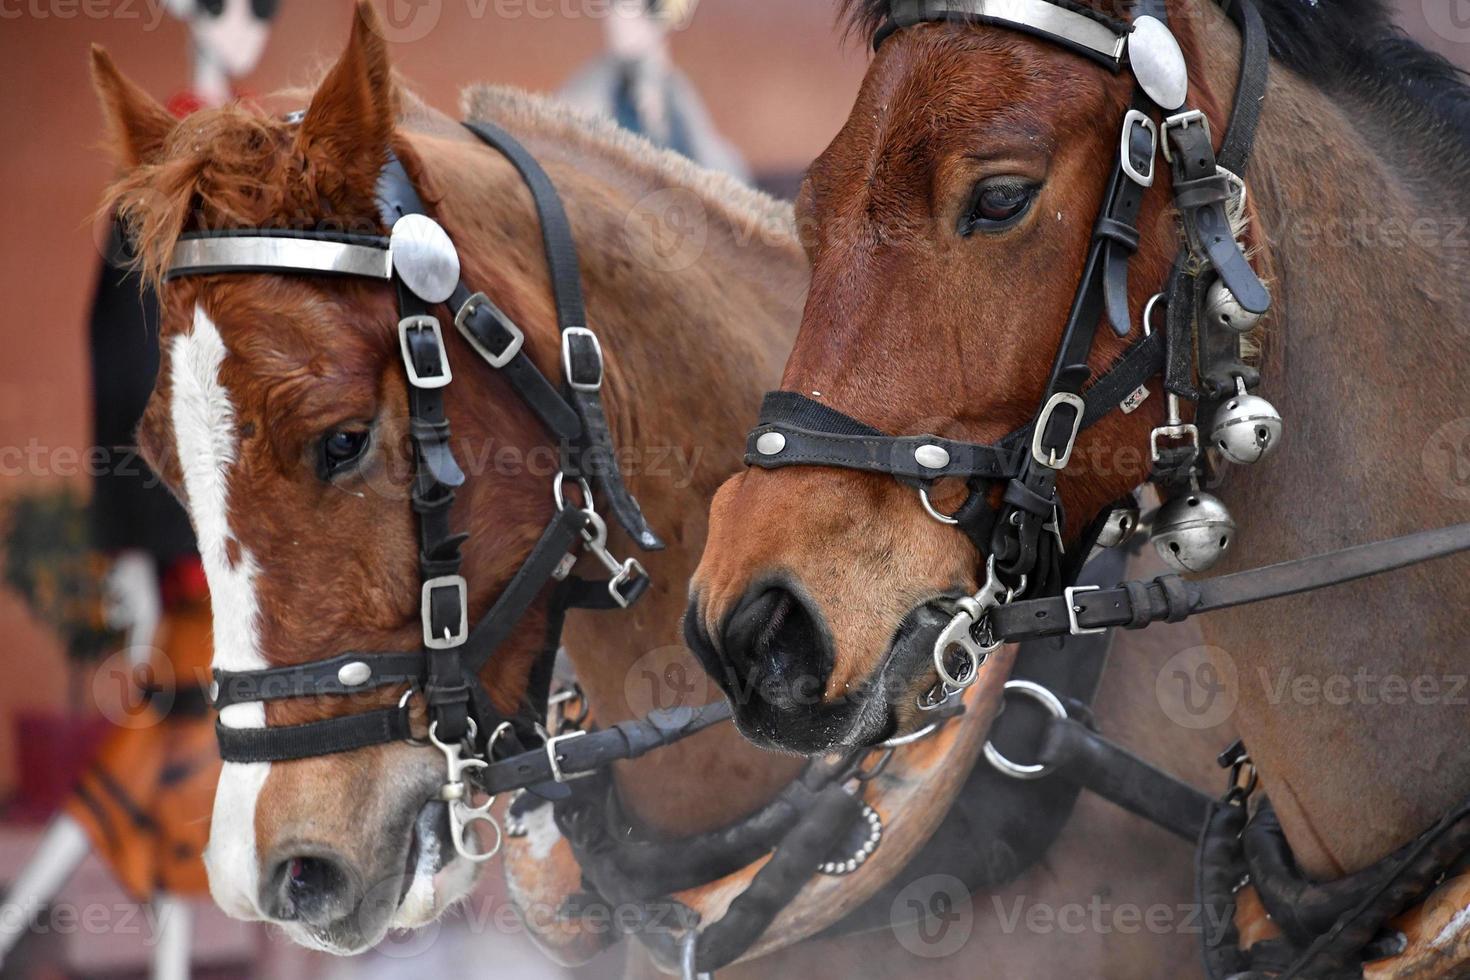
[
  {"xmin": 1210, "ymin": 391, "xmax": 1283, "ymax": 465},
  {"xmin": 1151, "ymin": 490, "xmax": 1236, "ymax": 573},
  {"xmin": 1203, "ymin": 279, "xmax": 1264, "ymax": 335},
  {"xmin": 1095, "ymin": 502, "xmax": 1141, "ymax": 550}
]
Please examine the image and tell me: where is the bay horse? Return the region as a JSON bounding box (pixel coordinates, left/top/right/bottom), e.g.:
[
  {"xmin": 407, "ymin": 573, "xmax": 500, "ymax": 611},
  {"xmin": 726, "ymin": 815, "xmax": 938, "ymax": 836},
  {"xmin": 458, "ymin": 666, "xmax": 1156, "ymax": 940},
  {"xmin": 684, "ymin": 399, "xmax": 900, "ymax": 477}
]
[
  {"xmin": 688, "ymin": 0, "xmax": 1470, "ymax": 972},
  {"xmin": 90, "ymin": 5, "xmax": 1230, "ymax": 977}
]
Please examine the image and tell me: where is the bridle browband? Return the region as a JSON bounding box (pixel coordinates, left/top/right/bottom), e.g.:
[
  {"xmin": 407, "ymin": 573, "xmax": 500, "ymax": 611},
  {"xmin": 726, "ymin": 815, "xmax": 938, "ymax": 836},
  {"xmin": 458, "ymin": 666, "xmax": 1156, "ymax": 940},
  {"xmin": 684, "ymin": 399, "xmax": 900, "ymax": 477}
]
[
  {"xmin": 166, "ymin": 120, "xmax": 668, "ymax": 862},
  {"xmin": 744, "ymin": 0, "xmax": 1470, "ymax": 699}
]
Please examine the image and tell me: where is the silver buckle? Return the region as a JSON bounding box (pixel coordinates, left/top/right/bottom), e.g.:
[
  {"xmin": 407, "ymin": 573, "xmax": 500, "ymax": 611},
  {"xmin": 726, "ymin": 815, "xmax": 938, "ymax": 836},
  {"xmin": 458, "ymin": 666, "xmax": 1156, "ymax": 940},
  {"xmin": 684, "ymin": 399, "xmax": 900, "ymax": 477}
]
[
  {"xmin": 399, "ymin": 316, "xmax": 453, "ymax": 390},
  {"xmin": 1031, "ymin": 392, "xmax": 1086, "ymax": 469},
  {"xmin": 1120, "ymin": 110, "xmax": 1158, "ymax": 187},
  {"xmin": 562, "ymin": 327, "xmax": 604, "ymax": 392},
  {"xmin": 1161, "ymin": 109, "xmax": 1211, "ymax": 164},
  {"xmin": 1064, "ymin": 585, "xmax": 1105, "ymax": 636},
  {"xmin": 454, "ymin": 292, "xmax": 524, "ymax": 369},
  {"xmin": 545, "ymin": 730, "xmax": 592, "ymax": 783},
  {"xmin": 421, "ymin": 575, "xmax": 468, "ymax": 649}
]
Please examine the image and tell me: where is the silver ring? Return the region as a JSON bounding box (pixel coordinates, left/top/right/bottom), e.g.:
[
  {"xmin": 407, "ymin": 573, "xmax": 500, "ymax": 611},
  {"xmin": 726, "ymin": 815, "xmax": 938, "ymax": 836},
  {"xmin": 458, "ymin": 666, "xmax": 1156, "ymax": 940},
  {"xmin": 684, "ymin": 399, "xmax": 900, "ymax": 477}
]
[
  {"xmin": 918, "ymin": 486, "xmax": 961, "ymax": 525},
  {"xmin": 983, "ymin": 680, "xmax": 1068, "ymax": 781},
  {"xmin": 552, "ymin": 472, "xmax": 595, "ymax": 514},
  {"xmin": 1141, "ymin": 292, "xmax": 1166, "ymax": 338}
]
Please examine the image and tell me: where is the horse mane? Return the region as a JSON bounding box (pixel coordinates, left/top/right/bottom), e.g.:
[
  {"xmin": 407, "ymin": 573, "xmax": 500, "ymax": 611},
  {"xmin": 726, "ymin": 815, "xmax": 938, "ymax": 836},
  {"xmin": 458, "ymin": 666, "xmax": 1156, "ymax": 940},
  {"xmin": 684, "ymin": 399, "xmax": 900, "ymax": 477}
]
[
  {"xmin": 460, "ymin": 84, "xmax": 793, "ymax": 237},
  {"xmin": 837, "ymin": 0, "xmax": 1470, "ymax": 150},
  {"xmin": 104, "ymin": 77, "xmax": 793, "ymax": 292}
]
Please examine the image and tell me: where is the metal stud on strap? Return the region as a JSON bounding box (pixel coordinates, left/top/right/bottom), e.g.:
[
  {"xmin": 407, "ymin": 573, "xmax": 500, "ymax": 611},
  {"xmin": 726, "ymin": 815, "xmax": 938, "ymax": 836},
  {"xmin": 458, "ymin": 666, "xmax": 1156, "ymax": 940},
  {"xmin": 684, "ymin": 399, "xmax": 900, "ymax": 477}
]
[
  {"xmin": 421, "ymin": 575, "xmax": 468, "ymax": 649},
  {"xmin": 399, "ymin": 316, "xmax": 453, "ymax": 390},
  {"xmin": 455, "ymin": 292, "xmax": 525, "ymax": 369},
  {"xmin": 562, "ymin": 327, "xmax": 605, "ymax": 392}
]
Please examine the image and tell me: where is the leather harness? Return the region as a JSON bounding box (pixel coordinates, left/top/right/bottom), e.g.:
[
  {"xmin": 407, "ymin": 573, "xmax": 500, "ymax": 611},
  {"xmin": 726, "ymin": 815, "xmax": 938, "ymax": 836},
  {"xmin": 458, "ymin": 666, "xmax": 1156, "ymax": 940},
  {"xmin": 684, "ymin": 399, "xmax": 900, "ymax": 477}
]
[{"xmin": 160, "ymin": 15, "xmax": 1470, "ymax": 974}]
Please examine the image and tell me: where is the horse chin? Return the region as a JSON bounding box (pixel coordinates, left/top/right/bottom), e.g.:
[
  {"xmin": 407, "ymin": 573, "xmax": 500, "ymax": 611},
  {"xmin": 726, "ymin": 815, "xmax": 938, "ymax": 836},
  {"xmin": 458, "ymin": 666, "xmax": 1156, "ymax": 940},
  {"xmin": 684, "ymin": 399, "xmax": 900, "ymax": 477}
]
[{"xmin": 390, "ymin": 801, "xmax": 481, "ymax": 931}]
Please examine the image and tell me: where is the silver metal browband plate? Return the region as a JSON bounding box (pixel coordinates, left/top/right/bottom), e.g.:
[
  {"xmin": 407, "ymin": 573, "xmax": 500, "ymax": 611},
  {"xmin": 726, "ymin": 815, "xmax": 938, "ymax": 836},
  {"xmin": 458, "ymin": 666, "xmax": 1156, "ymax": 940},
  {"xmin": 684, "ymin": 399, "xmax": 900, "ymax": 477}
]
[
  {"xmin": 888, "ymin": 0, "xmax": 1127, "ymax": 64},
  {"xmin": 166, "ymin": 235, "xmax": 394, "ymax": 281}
]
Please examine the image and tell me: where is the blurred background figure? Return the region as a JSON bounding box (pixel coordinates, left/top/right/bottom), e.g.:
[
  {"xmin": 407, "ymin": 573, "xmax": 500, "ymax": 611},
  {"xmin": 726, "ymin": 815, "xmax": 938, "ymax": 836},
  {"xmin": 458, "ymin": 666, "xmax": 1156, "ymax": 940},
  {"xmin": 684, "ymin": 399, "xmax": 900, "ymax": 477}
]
[
  {"xmin": 560, "ymin": 0, "xmax": 751, "ymax": 181},
  {"xmin": 0, "ymin": 4, "xmax": 281, "ymax": 978}
]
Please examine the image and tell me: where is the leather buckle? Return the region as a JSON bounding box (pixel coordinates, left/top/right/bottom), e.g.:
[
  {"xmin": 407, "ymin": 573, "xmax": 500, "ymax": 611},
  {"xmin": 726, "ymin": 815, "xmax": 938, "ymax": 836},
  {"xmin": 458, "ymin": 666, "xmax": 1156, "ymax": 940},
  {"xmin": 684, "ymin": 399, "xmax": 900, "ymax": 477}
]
[
  {"xmin": 454, "ymin": 292, "xmax": 524, "ymax": 369},
  {"xmin": 1161, "ymin": 109, "xmax": 1211, "ymax": 164},
  {"xmin": 562, "ymin": 327, "xmax": 605, "ymax": 392},
  {"xmin": 545, "ymin": 730, "xmax": 592, "ymax": 782},
  {"xmin": 421, "ymin": 575, "xmax": 468, "ymax": 649},
  {"xmin": 1064, "ymin": 585, "xmax": 1106, "ymax": 636},
  {"xmin": 1031, "ymin": 392, "xmax": 1086, "ymax": 469},
  {"xmin": 1120, "ymin": 110, "xmax": 1158, "ymax": 187},
  {"xmin": 399, "ymin": 315, "xmax": 453, "ymax": 390}
]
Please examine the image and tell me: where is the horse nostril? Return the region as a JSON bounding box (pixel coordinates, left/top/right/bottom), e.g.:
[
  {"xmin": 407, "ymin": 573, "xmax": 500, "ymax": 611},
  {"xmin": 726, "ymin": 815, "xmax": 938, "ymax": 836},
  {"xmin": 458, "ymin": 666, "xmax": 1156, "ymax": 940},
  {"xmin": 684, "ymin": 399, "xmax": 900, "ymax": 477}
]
[
  {"xmin": 723, "ymin": 585, "xmax": 833, "ymax": 712},
  {"xmin": 265, "ymin": 850, "xmax": 356, "ymax": 925}
]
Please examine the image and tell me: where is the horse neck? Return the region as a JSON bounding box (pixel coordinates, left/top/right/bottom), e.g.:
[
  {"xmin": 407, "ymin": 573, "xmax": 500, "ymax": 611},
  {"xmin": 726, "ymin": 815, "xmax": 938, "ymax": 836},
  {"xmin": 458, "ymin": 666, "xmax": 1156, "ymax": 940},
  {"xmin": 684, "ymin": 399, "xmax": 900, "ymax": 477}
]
[
  {"xmin": 429, "ymin": 117, "xmax": 809, "ymax": 836},
  {"xmin": 1190, "ymin": 4, "xmax": 1470, "ymax": 877}
]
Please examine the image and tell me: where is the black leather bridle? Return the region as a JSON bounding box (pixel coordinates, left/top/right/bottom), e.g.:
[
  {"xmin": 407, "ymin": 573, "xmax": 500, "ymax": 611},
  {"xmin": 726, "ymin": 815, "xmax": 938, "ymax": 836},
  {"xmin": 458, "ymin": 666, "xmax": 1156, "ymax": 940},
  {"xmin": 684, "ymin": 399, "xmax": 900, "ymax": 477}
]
[
  {"xmin": 741, "ymin": 0, "xmax": 1470, "ymax": 701},
  {"xmin": 165, "ymin": 120, "xmax": 668, "ymax": 859}
]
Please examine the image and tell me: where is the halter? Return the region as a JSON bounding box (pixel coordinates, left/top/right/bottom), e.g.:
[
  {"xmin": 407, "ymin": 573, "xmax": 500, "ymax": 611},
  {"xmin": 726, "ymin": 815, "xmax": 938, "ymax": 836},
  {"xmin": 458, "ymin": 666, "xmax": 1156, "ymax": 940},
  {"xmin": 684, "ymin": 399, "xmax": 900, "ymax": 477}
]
[
  {"xmin": 746, "ymin": 0, "xmax": 1274, "ymax": 696},
  {"xmin": 167, "ymin": 120, "xmax": 665, "ymax": 862}
]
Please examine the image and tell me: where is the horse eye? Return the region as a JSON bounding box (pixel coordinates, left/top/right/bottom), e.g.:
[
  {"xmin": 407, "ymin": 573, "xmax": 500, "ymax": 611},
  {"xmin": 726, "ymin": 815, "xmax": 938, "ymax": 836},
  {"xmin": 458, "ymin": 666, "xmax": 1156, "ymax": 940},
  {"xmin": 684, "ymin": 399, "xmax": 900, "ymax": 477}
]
[
  {"xmin": 961, "ymin": 180, "xmax": 1038, "ymax": 235},
  {"xmin": 319, "ymin": 429, "xmax": 369, "ymax": 478}
]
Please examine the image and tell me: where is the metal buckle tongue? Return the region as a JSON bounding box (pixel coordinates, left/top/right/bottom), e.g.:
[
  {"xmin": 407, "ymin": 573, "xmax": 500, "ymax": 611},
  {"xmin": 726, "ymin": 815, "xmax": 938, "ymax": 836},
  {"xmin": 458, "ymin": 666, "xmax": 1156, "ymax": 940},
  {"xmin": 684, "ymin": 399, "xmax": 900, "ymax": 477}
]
[
  {"xmin": 930, "ymin": 556, "xmax": 1011, "ymax": 695},
  {"xmin": 429, "ymin": 720, "xmax": 502, "ymax": 863}
]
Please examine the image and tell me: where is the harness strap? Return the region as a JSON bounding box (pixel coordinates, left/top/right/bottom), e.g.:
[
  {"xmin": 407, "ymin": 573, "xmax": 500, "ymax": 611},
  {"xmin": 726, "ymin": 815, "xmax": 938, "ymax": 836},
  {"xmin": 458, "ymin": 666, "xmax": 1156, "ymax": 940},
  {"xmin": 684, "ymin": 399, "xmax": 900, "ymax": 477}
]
[
  {"xmin": 482, "ymin": 700, "xmax": 731, "ymax": 795},
  {"xmin": 462, "ymin": 120, "xmax": 664, "ymax": 552},
  {"xmin": 1039, "ymin": 717, "xmax": 1211, "ymax": 841},
  {"xmin": 991, "ymin": 522, "xmax": 1470, "ymax": 641}
]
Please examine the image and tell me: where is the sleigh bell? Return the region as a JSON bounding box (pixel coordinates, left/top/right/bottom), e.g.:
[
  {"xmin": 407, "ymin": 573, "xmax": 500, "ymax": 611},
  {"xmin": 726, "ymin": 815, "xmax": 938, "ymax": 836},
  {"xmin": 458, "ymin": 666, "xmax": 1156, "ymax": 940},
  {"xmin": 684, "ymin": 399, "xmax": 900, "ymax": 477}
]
[
  {"xmin": 1151, "ymin": 489, "xmax": 1236, "ymax": 573},
  {"xmin": 1094, "ymin": 501, "xmax": 1142, "ymax": 550},
  {"xmin": 1210, "ymin": 386, "xmax": 1283, "ymax": 465},
  {"xmin": 1203, "ymin": 278, "xmax": 1264, "ymax": 335}
]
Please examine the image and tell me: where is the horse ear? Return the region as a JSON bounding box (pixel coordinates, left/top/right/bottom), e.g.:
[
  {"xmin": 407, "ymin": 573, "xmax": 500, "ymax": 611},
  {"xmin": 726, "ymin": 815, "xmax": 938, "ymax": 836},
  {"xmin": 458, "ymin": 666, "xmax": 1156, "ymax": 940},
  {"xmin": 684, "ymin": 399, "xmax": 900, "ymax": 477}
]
[
  {"xmin": 295, "ymin": 1, "xmax": 397, "ymax": 179},
  {"xmin": 90, "ymin": 46, "xmax": 176, "ymax": 166}
]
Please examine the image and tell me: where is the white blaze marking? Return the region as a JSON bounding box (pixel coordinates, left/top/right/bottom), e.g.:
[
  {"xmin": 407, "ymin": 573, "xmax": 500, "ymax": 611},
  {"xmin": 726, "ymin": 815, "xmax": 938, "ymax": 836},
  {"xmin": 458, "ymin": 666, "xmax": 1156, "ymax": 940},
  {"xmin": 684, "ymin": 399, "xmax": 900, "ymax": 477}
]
[{"xmin": 172, "ymin": 304, "xmax": 269, "ymax": 920}]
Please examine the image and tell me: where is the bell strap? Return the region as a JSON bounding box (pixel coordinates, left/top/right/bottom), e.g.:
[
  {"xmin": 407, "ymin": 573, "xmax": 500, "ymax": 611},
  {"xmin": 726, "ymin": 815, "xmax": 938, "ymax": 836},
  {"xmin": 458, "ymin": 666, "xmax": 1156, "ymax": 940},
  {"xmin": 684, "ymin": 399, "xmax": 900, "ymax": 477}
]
[
  {"xmin": 462, "ymin": 120, "xmax": 664, "ymax": 552},
  {"xmin": 990, "ymin": 522, "xmax": 1470, "ymax": 642}
]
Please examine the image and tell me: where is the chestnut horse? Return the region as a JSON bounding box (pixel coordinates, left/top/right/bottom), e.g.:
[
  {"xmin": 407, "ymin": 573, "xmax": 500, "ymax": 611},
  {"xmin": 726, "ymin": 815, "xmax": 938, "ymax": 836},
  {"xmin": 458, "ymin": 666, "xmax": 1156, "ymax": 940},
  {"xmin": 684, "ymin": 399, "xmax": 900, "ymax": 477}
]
[
  {"xmin": 90, "ymin": 6, "xmax": 1232, "ymax": 977},
  {"xmin": 91, "ymin": 5, "xmax": 808, "ymax": 954},
  {"xmin": 690, "ymin": 0, "xmax": 1469, "ymax": 946}
]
